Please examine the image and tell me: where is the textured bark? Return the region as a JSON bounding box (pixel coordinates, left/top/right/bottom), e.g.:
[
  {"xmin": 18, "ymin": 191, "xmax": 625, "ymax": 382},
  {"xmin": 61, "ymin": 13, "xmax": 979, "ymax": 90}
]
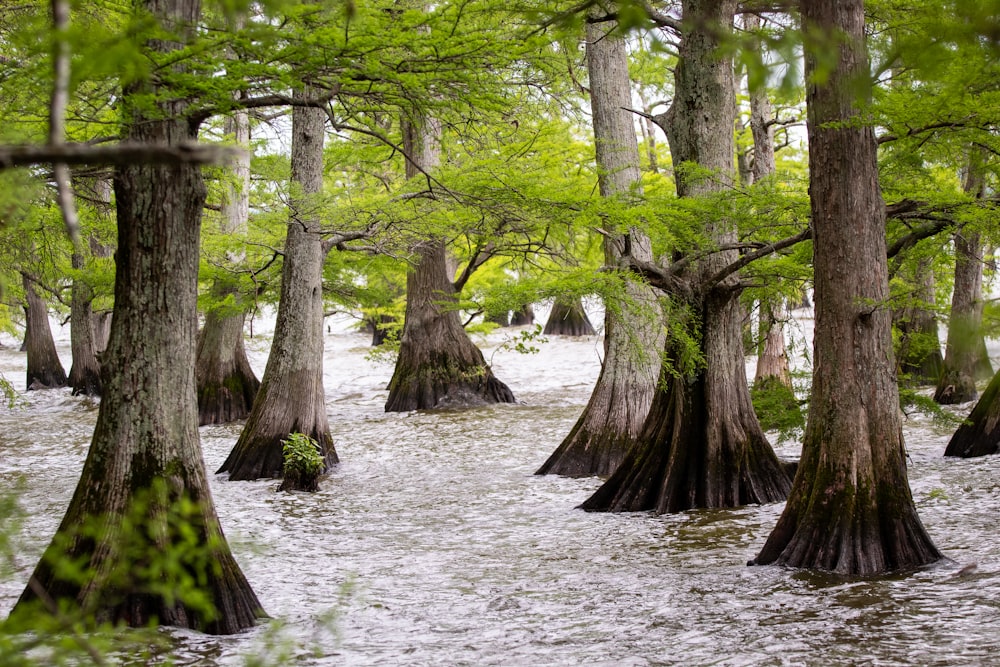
[
  {"xmin": 385, "ymin": 115, "xmax": 515, "ymax": 411},
  {"xmin": 219, "ymin": 94, "xmax": 337, "ymax": 480},
  {"xmin": 543, "ymin": 296, "xmax": 596, "ymax": 336},
  {"xmin": 196, "ymin": 105, "xmax": 259, "ymax": 425},
  {"xmin": 755, "ymin": 302, "xmax": 792, "ymax": 389},
  {"xmin": 751, "ymin": 0, "xmax": 941, "ymax": 574},
  {"xmin": 14, "ymin": 0, "xmax": 264, "ymax": 633},
  {"xmin": 67, "ymin": 255, "xmax": 102, "ymax": 396},
  {"xmin": 68, "ymin": 183, "xmax": 113, "ymax": 396},
  {"xmin": 22, "ymin": 274, "xmax": 67, "ymax": 390},
  {"xmin": 510, "ymin": 304, "xmax": 535, "ymax": 326},
  {"xmin": 537, "ymin": 19, "xmax": 664, "ymax": 477},
  {"xmin": 582, "ymin": 0, "xmax": 790, "ymax": 508},
  {"xmin": 893, "ymin": 259, "xmax": 943, "ymax": 385},
  {"xmin": 945, "ymin": 367, "xmax": 1000, "ymax": 457},
  {"xmin": 386, "ymin": 240, "xmax": 515, "ymax": 411},
  {"xmin": 935, "ymin": 229, "xmax": 989, "ymax": 403}
]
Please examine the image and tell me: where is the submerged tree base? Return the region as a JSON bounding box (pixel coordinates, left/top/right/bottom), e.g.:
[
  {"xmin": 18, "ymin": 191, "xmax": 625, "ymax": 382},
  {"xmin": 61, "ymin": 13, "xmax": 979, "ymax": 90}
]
[
  {"xmin": 944, "ymin": 369, "xmax": 1000, "ymax": 458},
  {"xmin": 386, "ymin": 351, "xmax": 515, "ymax": 412}
]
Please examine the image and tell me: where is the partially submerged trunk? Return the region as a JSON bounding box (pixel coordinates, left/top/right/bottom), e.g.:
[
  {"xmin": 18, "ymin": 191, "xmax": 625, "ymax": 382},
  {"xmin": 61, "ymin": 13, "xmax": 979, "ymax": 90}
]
[
  {"xmin": 936, "ymin": 152, "xmax": 991, "ymax": 403},
  {"xmin": 537, "ymin": 18, "xmax": 663, "ymax": 477},
  {"xmin": 67, "ymin": 255, "xmax": 102, "ymax": 396},
  {"xmin": 935, "ymin": 230, "xmax": 989, "ymax": 404},
  {"xmin": 894, "ymin": 259, "xmax": 943, "ymax": 385},
  {"xmin": 219, "ymin": 95, "xmax": 337, "ymax": 480},
  {"xmin": 944, "ymin": 367, "xmax": 1000, "ymax": 457},
  {"xmin": 510, "ymin": 304, "xmax": 535, "ymax": 326},
  {"xmin": 581, "ymin": 0, "xmax": 790, "ymax": 509},
  {"xmin": 14, "ymin": 0, "xmax": 264, "ymax": 631},
  {"xmin": 751, "ymin": 0, "xmax": 941, "ymax": 574},
  {"xmin": 196, "ymin": 106, "xmax": 259, "ymax": 425},
  {"xmin": 22, "ymin": 274, "xmax": 67, "ymax": 391},
  {"xmin": 385, "ymin": 240, "xmax": 515, "ymax": 411},
  {"xmin": 543, "ymin": 296, "xmax": 596, "ymax": 336},
  {"xmin": 385, "ymin": 114, "xmax": 514, "ymax": 412}
]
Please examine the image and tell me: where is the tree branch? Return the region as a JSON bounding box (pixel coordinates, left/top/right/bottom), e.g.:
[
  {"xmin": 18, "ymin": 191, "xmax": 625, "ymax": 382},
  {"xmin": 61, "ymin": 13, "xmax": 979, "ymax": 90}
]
[
  {"xmin": 452, "ymin": 241, "xmax": 496, "ymax": 293},
  {"xmin": 704, "ymin": 226, "xmax": 813, "ymax": 291},
  {"xmin": 0, "ymin": 142, "xmax": 243, "ymax": 169}
]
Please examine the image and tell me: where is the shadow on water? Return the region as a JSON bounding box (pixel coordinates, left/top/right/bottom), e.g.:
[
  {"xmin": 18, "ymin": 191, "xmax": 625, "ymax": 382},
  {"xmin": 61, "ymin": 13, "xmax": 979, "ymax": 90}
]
[{"xmin": 2, "ymin": 322, "xmax": 1000, "ymax": 665}]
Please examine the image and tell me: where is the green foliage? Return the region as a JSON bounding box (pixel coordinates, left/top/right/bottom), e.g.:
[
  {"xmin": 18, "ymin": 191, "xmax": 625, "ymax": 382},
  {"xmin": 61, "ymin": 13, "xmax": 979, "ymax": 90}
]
[
  {"xmin": 489, "ymin": 323, "xmax": 548, "ymax": 366},
  {"xmin": 281, "ymin": 432, "xmax": 324, "ymax": 492},
  {"xmin": 751, "ymin": 375, "xmax": 806, "ymax": 442},
  {"xmin": 0, "ymin": 479, "xmax": 227, "ymax": 665}
]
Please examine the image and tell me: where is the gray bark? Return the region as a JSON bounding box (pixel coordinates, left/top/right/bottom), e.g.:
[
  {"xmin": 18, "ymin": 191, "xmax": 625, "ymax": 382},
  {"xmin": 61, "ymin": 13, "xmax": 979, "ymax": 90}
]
[
  {"xmin": 936, "ymin": 151, "xmax": 992, "ymax": 403},
  {"xmin": 22, "ymin": 274, "xmax": 67, "ymax": 391},
  {"xmin": 385, "ymin": 114, "xmax": 515, "ymax": 411},
  {"xmin": 582, "ymin": 0, "xmax": 790, "ymax": 511},
  {"xmin": 537, "ymin": 18, "xmax": 664, "ymax": 477},
  {"xmin": 219, "ymin": 89, "xmax": 337, "ymax": 480},
  {"xmin": 196, "ymin": 102, "xmax": 260, "ymax": 424},
  {"xmin": 752, "ymin": 0, "xmax": 941, "ymax": 574},
  {"xmin": 14, "ymin": 0, "xmax": 264, "ymax": 632}
]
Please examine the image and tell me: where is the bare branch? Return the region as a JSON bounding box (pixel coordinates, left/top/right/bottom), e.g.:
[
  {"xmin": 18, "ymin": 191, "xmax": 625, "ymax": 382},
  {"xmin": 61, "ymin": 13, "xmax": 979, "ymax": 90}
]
[
  {"xmin": 704, "ymin": 225, "xmax": 813, "ymax": 291},
  {"xmin": 0, "ymin": 142, "xmax": 243, "ymax": 169},
  {"xmin": 453, "ymin": 241, "xmax": 496, "ymax": 293}
]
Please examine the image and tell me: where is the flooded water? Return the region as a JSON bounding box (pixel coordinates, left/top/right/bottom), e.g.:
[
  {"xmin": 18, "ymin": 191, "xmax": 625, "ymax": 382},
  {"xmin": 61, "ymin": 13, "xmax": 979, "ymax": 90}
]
[{"xmin": 3, "ymin": 310, "xmax": 1000, "ymax": 665}]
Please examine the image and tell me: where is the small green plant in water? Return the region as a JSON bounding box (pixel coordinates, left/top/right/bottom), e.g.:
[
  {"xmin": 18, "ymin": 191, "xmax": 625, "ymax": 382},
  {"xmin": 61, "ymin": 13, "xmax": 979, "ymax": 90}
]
[
  {"xmin": 280, "ymin": 433, "xmax": 324, "ymax": 492},
  {"xmin": 490, "ymin": 324, "xmax": 548, "ymax": 365}
]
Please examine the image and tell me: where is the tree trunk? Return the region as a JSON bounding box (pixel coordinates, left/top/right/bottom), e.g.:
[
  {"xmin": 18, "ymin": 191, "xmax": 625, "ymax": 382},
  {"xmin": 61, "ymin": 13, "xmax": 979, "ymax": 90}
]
[
  {"xmin": 510, "ymin": 304, "xmax": 535, "ymax": 326},
  {"xmin": 581, "ymin": 0, "xmax": 790, "ymax": 509},
  {"xmin": 196, "ymin": 105, "xmax": 260, "ymax": 425},
  {"xmin": 14, "ymin": 0, "xmax": 264, "ymax": 632},
  {"xmin": 218, "ymin": 93, "xmax": 337, "ymax": 480},
  {"xmin": 751, "ymin": 0, "xmax": 941, "ymax": 574},
  {"xmin": 944, "ymin": 366, "xmax": 1000, "ymax": 457},
  {"xmin": 22, "ymin": 273, "xmax": 67, "ymax": 390},
  {"xmin": 537, "ymin": 18, "xmax": 664, "ymax": 477},
  {"xmin": 754, "ymin": 302, "xmax": 792, "ymax": 389},
  {"xmin": 68, "ymin": 181, "xmax": 113, "ymax": 396},
  {"xmin": 935, "ymin": 229, "xmax": 989, "ymax": 403},
  {"xmin": 67, "ymin": 253, "xmax": 102, "ymax": 396},
  {"xmin": 385, "ymin": 114, "xmax": 515, "ymax": 411},
  {"xmin": 893, "ymin": 259, "xmax": 943, "ymax": 385},
  {"xmin": 542, "ymin": 296, "xmax": 596, "ymax": 336}
]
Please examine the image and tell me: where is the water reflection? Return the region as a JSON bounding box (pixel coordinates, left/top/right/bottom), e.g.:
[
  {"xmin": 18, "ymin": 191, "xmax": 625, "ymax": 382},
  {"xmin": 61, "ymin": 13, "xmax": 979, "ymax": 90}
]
[{"xmin": 1, "ymin": 321, "xmax": 999, "ymax": 666}]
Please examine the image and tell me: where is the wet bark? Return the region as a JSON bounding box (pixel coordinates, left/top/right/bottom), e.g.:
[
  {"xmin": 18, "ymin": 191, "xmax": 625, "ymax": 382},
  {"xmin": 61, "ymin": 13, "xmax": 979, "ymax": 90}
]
[
  {"xmin": 537, "ymin": 18, "xmax": 664, "ymax": 477},
  {"xmin": 196, "ymin": 105, "xmax": 259, "ymax": 425},
  {"xmin": 945, "ymin": 367, "xmax": 1000, "ymax": 457},
  {"xmin": 219, "ymin": 92, "xmax": 337, "ymax": 480},
  {"xmin": 68, "ymin": 182, "xmax": 113, "ymax": 396},
  {"xmin": 385, "ymin": 114, "xmax": 514, "ymax": 412},
  {"xmin": 22, "ymin": 273, "xmax": 67, "ymax": 390},
  {"xmin": 14, "ymin": 0, "xmax": 264, "ymax": 632},
  {"xmin": 543, "ymin": 296, "xmax": 596, "ymax": 336},
  {"xmin": 67, "ymin": 254, "xmax": 102, "ymax": 396},
  {"xmin": 581, "ymin": 0, "xmax": 790, "ymax": 508},
  {"xmin": 751, "ymin": 0, "xmax": 941, "ymax": 574},
  {"xmin": 510, "ymin": 304, "xmax": 535, "ymax": 326}
]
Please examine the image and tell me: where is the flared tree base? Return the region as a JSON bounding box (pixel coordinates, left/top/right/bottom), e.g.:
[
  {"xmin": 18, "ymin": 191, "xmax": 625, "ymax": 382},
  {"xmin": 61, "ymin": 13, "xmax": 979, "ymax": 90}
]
[
  {"xmin": 12, "ymin": 483, "xmax": 266, "ymax": 635},
  {"xmin": 580, "ymin": 373, "xmax": 791, "ymax": 513},
  {"xmin": 944, "ymin": 369, "xmax": 1000, "ymax": 458},
  {"xmin": 386, "ymin": 363, "xmax": 515, "ymax": 412},
  {"xmin": 219, "ymin": 427, "xmax": 337, "ymax": 481},
  {"xmin": 535, "ymin": 425, "xmax": 632, "ymax": 477},
  {"xmin": 198, "ymin": 370, "xmax": 260, "ymax": 426},
  {"xmin": 750, "ymin": 497, "xmax": 943, "ymax": 575},
  {"xmin": 68, "ymin": 363, "xmax": 102, "ymax": 397}
]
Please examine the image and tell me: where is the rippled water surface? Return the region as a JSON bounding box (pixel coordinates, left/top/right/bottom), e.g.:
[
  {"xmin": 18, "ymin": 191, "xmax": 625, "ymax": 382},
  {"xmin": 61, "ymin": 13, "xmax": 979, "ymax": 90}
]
[{"xmin": 3, "ymin": 313, "xmax": 1000, "ymax": 666}]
